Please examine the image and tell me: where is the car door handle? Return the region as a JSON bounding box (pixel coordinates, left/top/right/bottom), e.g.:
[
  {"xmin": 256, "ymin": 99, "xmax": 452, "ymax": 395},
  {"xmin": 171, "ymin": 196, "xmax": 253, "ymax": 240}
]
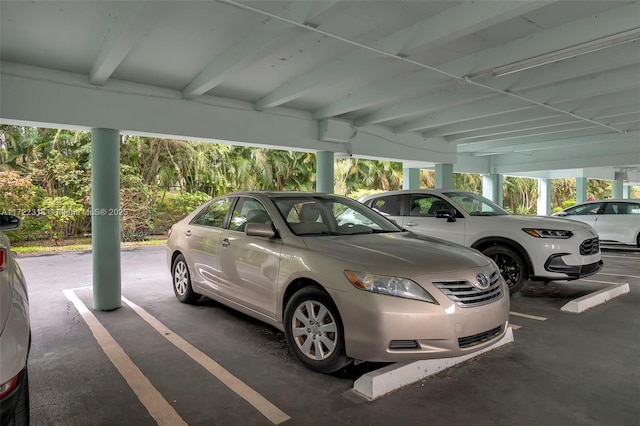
[
  {"xmin": 221, "ymin": 238, "xmax": 231, "ymax": 247},
  {"xmin": 405, "ymin": 222, "xmax": 418, "ymax": 226},
  {"xmin": 185, "ymin": 230, "xmax": 191, "ymax": 237}
]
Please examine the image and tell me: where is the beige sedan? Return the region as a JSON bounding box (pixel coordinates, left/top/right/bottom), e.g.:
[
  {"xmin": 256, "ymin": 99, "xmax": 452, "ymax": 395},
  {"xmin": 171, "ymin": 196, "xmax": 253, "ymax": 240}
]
[{"xmin": 166, "ymin": 192, "xmax": 509, "ymax": 373}]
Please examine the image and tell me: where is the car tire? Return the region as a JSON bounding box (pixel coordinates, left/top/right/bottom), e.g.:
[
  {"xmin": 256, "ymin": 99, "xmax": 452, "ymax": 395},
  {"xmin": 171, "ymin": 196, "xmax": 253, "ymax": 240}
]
[
  {"xmin": 284, "ymin": 287, "xmax": 352, "ymax": 374},
  {"xmin": 172, "ymin": 254, "xmax": 200, "ymax": 304},
  {"xmin": 482, "ymin": 245, "xmax": 528, "ymax": 295},
  {"xmin": 8, "ymin": 367, "xmax": 29, "ymax": 426}
]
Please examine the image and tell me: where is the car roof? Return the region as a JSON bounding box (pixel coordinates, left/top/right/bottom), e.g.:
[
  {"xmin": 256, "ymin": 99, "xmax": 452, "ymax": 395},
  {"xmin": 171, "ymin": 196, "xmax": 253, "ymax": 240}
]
[
  {"xmin": 362, "ymin": 189, "xmax": 472, "ymax": 198},
  {"xmin": 573, "ymin": 199, "xmax": 640, "ymax": 204},
  {"xmin": 215, "ymin": 191, "xmax": 351, "ymax": 199}
]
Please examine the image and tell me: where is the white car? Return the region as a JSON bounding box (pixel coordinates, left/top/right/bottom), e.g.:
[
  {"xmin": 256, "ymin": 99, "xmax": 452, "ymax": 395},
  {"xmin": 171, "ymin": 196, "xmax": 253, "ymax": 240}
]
[
  {"xmin": 553, "ymin": 199, "xmax": 640, "ymax": 247},
  {"xmin": 360, "ymin": 190, "xmax": 603, "ymax": 294},
  {"xmin": 0, "ymin": 214, "xmax": 30, "ymax": 426}
]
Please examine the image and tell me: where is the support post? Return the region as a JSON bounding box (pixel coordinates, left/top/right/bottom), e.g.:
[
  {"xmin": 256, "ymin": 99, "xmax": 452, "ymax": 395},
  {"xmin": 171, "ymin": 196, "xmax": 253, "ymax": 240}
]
[
  {"xmin": 91, "ymin": 128, "xmax": 121, "ymax": 311},
  {"xmin": 612, "ymin": 179, "xmax": 624, "ymax": 199},
  {"xmin": 435, "ymin": 163, "xmax": 453, "ymax": 190},
  {"xmin": 537, "ymin": 178, "xmax": 552, "ymax": 216},
  {"xmin": 576, "ymin": 177, "xmax": 588, "ymax": 203},
  {"xmin": 316, "ymin": 151, "xmax": 334, "ymax": 193},
  {"xmin": 403, "ymin": 167, "xmax": 420, "ymax": 189},
  {"xmin": 482, "ymin": 174, "xmax": 503, "ymax": 206}
]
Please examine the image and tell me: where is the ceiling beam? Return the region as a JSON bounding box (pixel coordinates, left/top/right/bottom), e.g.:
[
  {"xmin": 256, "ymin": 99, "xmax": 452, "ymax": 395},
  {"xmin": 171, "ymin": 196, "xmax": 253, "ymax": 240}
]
[
  {"xmin": 315, "ymin": 2, "xmax": 639, "ymax": 125},
  {"xmin": 182, "ymin": 1, "xmax": 339, "ymax": 100},
  {"xmin": 89, "ymin": 1, "xmax": 167, "ymax": 86},
  {"xmin": 397, "ymin": 67, "xmax": 639, "ymax": 134},
  {"xmin": 253, "ymin": 0, "xmax": 551, "ymax": 111}
]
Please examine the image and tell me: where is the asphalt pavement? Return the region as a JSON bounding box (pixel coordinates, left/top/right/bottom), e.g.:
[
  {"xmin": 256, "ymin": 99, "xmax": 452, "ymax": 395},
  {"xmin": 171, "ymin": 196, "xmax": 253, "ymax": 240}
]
[{"xmin": 18, "ymin": 246, "xmax": 640, "ymax": 426}]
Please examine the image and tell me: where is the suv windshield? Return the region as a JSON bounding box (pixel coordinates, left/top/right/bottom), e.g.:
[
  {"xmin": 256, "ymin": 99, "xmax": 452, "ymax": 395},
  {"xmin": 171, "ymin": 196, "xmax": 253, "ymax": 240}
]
[
  {"xmin": 443, "ymin": 192, "xmax": 509, "ymax": 216},
  {"xmin": 274, "ymin": 195, "xmax": 401, "ymax": 235}
]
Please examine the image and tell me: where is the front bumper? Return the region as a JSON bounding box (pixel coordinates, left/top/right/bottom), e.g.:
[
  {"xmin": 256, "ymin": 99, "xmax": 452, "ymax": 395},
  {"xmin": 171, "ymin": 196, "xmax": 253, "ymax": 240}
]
[
  {"xmin": 335, "ymin": 284, "xmax": 510, "ymax": 362},
  {"xmin": 543, "ymin": 255, "xmax": 603, "ymax": 280}
]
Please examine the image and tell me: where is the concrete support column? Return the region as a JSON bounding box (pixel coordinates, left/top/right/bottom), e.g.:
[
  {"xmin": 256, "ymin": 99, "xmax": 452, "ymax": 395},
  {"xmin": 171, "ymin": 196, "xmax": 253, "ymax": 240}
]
[
  {"xmin": 91, "ymin": 128, "xmax": 121, "ymax": 311},
  {"xmin": 403, "ymin": 167, "xmax": 420, "ymax": 189},
  {"xmin": 576, "ymin": 177, "xmax": 588, "ymax": 203},
  {"xmin": 612, "ymin": 179, "xmax": 624, "ymax": 199},
  {"xmin": 435, "ymin": 163, "xmax": 454, "ymax": 190},
  {"xmin": 622, "ymin": 184, "xmax": 631, "ymax": 199},
  {"xmin": 537, "ymin": 178, "xmax": 552, "ymax": 216},
  {"xmin": 316, "ymin": 151, "xmax": 334, "ymax": 193},
  {"xmin": 482, "ymin": 174, "xmax": 503, "ymax": 206}
]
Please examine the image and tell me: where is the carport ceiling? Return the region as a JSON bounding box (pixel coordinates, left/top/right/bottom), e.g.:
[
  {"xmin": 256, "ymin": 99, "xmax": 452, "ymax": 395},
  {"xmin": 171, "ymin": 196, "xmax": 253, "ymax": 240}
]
[{"xmin": 1, "ymin": 1, "xmax": 639, "ymax": 181}]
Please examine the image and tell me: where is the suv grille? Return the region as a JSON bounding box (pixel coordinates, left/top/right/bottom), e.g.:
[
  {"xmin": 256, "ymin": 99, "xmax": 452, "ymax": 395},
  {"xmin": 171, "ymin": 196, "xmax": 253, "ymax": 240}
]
[
  {"xmin": 580, "ymin": 237, "xmax": 600, "ymax": 255},
  {"xmin": 432, "ymin": 270, "xmax": 503, "ymax": 307},
  {"xmin": 458, "ymin": 326, "xmax": 502, "ymax": 348}
]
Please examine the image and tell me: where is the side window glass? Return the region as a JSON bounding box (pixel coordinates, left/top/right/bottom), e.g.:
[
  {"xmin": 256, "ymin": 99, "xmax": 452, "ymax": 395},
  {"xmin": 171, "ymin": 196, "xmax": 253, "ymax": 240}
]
[
  {"xmin": 629, "ymin": 204, "xmax": 640, "ymax": 214},
  {"xmin": 190, "ymin": 197, "xmax": 231, "ymax": 228},
  {"xmin": 371, "ymin": 195, "xmax": 402, "ymax": 216},
  {"xmin": 573, "ymin": 204, "xmax": 601, "ymax": 215},
  {"xmin": 409, "ymin": 194, "xmax": 442, "ymax": 217},
  {"xmin": 228, "ymin": 197, "xmax": 271, "ymax": 232}
]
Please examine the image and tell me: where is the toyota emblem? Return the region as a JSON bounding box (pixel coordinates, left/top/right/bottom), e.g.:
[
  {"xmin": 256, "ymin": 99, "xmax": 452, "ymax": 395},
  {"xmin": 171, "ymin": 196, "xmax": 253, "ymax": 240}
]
[{"xmin": 475, "ymin": 273, "xmax": 490, "ymax": 289}]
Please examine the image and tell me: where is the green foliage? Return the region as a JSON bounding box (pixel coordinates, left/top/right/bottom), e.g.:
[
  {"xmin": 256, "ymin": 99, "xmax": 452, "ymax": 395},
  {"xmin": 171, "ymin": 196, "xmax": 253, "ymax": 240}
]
[
  {"xmin": 561, "ymin": 199, "xmax": 576, "ymax": 209},
  {"xmin": 347, "ymin": 188, "xmax": 384, "ymax": 199},
  {"xmin": 40, "ymin": 196, "xmax": 84, "ymax": 242},
  {"xmin": 120, "ymin": 165, "xmax": 156, "ymax": 242}
]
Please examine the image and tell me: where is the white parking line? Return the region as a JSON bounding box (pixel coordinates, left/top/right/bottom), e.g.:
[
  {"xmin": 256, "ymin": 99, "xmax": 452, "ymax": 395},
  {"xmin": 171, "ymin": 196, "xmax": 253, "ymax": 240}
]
[
  {"xmin": 602, "ymin": 254, "xmax": 640, "ymax": 259},
  {"xmin": 580, "ymin": 279, "xmax": 622, "ymax": 285},
  {"xmin": 597, "ymin": 272, "xmax": 640, "ymax": 279},
  {"xmin": 509, "ymin": 324, "xmax": 522, "ymax": 330},
  {"xmin": 509, "ymin": 311, "xmax": 547, "ymax": 321},
  {"xmin": 63, "ymin": 290, "xmax": 187, "ymax": 426},
  {"xmin": 122, "ymin": 297, "xmax": 290, "ymax": 425}
]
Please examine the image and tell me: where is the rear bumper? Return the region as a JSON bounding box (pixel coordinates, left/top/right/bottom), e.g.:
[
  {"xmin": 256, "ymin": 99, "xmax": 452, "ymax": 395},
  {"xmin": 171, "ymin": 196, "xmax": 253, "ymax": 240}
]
[{"xmin": 0, "ymin": 367, "xmax": 27, "ymax": 426}]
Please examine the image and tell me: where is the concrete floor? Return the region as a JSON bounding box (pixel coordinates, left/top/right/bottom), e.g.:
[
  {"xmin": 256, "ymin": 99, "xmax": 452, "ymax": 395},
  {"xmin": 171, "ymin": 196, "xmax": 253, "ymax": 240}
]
[{"xmin": 20, "ymin": 246, "xmax": 640, "ymax": 426}]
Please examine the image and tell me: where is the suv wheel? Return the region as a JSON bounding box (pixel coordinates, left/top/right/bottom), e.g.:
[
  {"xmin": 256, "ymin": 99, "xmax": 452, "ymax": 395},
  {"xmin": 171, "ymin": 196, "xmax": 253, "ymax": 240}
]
[{"xmin": 482, "ymin": 245, "xmax": 527, "ymax": 294}]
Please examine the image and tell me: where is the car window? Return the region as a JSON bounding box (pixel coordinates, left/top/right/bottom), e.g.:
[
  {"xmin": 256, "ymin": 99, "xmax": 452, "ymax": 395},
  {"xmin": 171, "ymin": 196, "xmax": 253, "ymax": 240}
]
[
  {"xmin": 603, "ymin": 202, "xmax": 640, "ymax": 215},
  {"xmin": 369, "ymin": 194, "xmax": 402, "ymax": 216},
  {"xmin": 228, "ymin": 197, "xmax": 271, "ymax": 231},
  {"xmin": 565, "ymin": 203, "xmax": 602, "ymax": 215},
  {"xmin": 408, "ymin": 194, "xmax": 448, "ymax": 217},
  {"xmin": 190, "ymin": 197, "xmax": 232, "ymax": 228},
  {"xmin": 274, "ymin": 196, "xmax": 400, "ymax": 235},
  {"xmin": 443, "ymin": 192, "xmax": 508, "ymax": 216}
]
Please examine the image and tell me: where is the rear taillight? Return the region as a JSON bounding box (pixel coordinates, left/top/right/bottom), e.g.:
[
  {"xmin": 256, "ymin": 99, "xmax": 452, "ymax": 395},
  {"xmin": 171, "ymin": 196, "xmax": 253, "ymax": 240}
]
[
  {"xmin": 0, "ymin": 249, "xmax": 6, "ymax": 272},
  {"xmin": 0, "ymin": 373, "xmax": 20, "ymax": 399},
  {"xmin": 167, "ymin": 229, "xmax": 173, "ymax": 239}
]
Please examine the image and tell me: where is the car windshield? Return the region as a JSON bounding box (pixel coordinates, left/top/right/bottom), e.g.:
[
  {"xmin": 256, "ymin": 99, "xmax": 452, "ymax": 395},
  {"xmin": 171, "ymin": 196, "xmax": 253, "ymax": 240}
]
[
  {"xmin": 443, "ymin": 192, "xmax": 509, "ymax": 216},
  {"xmin": 273, "ymin": 195, "xmax": 402, "ymax": 236}
]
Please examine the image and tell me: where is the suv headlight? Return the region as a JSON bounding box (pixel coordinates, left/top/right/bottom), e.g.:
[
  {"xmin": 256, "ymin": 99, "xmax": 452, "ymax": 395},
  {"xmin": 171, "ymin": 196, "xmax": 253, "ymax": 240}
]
[
  {"xmin": 344, "ymin": 271, "xmax": 437, "ymax": 303},
  {"xmin": 523, "ymin": 228, "xmax": 573, "ymax": 239}
]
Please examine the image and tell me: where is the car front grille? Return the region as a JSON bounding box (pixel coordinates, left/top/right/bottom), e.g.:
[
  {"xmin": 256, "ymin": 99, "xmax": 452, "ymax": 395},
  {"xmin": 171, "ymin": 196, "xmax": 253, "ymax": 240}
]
[
  {"xmin": 458, "ymin": 326, "xmax": 502, "ymax": 348},
  {"xmin": 432, "ymin": 270, "xmax": 503, "ymax": 307},
  {"xmin": 580, "ymin": 237, "xmax": 600, "ymax": 255}
]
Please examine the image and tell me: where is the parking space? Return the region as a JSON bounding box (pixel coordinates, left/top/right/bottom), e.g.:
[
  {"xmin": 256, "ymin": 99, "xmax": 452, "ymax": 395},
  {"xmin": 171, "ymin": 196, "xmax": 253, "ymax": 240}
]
[{"xmin": 21, "ymin": 246, "xmax": 639, "ymax": 425}]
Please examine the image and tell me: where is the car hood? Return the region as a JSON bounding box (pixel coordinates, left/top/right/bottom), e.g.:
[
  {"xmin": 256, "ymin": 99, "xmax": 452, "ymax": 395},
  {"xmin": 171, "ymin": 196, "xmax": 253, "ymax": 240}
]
[
  {"xmin": 300, "ymin": 232, "xmax": 490, "ymax": 276},
  {"xmin": 495, "ymin": 215, "xmax": 596, "ymax": 231}
]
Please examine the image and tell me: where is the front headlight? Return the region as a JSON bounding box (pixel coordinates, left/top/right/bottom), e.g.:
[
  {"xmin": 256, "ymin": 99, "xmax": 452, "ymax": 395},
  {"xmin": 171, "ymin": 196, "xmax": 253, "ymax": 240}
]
[
  {"xmin": 523, "ymin": 228, "xmax": 573, "ymax": 239},
  {"xmin": 344, "ymin": 270, "xmax": 437, "ymax": 303}
]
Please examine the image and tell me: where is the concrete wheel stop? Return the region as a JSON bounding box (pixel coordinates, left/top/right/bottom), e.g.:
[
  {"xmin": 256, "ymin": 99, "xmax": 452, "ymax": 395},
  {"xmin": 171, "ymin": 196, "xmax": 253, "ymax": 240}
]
[
  {"xmin": 353, "ymin": 326, "xmax": 514, "ymax": 400},
  {"xmin": 560, "ymin": 283, "xmax": 630, "ymax": 313}
]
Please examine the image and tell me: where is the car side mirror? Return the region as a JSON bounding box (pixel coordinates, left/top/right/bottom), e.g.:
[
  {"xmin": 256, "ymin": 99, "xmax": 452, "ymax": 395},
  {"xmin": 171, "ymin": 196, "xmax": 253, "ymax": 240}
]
[
  {"xmin": 245, "ymin": 222, "xmax": 276, "ymax": 238},
  {"xmin": 0, "ymin": 214, "xmax": 21, "ymax": 231},
  {"xmin": 435, "ymin": 210, "xmax": 456, "ymax": 223}
]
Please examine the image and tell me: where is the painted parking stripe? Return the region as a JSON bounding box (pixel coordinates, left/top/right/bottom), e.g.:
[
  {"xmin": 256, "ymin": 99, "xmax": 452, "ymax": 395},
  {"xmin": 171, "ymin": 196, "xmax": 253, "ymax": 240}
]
[
  {"xmin": 63, "ymin": 290, "xmax": 187, "ymax": 426},
  {"xmin": 122, "ymin": 297, "xmax": 290, "ymax": 425},
  {"xmin": 580, "ymin": 279, "xmax": 622, "ymax": 285},
  {"xmin": 597, "ymin": 272, "xmax": 640, "ymax": 279},
  {"xmin": 602, "ymin": 254, "xmax": 640, "ymax": 259},
  {"xmin": 509, "ymin": 324, "xmax": 522, "ymax": 330},
  {"xmin": 509, "ymin": 311, "xmax": 547, "ymax": 321}
]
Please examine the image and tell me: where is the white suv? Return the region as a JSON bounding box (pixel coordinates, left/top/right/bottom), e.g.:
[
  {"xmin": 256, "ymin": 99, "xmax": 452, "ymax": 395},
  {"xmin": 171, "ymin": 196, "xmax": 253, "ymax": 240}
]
[
  {"xmin": 0, "ymin": 214, "xmax": 30, "ymax": 426},
  {"xmin": 360, "ymin": 190, "xmax": 603, "ymax": 294}
]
